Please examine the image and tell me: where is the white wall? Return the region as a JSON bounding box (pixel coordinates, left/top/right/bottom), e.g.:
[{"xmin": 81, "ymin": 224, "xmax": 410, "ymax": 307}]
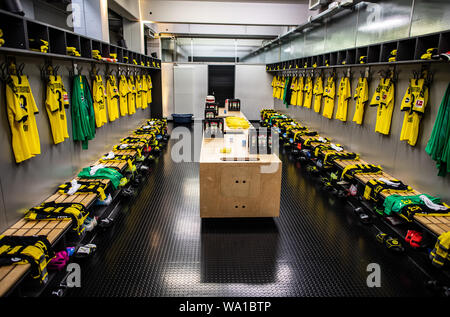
[
  {"xmin": 123, "ymin": 19, "xmax": 145, "ymax": 53},
  {"xmin": 173, "ymin": 64, "xmax": 208, "ymax": 120},
  {"xmin": 153, "ymin": 23, "xmax": 286, "ymax": 37},
  {"xmin": 109, "ymin": 0, "xmax": 141, "ymax": 20},
  {"xmin": 162, "ymin": 62, "xmax": 274, "ymax": 121},
  {"xmin": 72, "ymin": 0, "xmax": 109, "ymax": 41},
  {"xmin": 162, "ymin": 62, "xmax": 175, "ymax": 119},
  {"xmin": 235, "ymin": 64, "xmax": 273, "ymax": 120},
  {"xmin": 140, "ymin": 0, "xmax": 310, "ymax": 26}
]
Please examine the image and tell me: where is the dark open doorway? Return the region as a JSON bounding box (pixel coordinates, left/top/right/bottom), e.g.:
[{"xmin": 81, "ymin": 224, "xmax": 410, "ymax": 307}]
[{"xmin": 208, "ymin": 65, "xmax": 235, "ymax": 108}]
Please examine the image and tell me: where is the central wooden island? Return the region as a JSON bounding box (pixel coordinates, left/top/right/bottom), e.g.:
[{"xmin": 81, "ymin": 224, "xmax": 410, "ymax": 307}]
[{"xmin": 199, "ymin": 109, "xmax": 282, "ymax": 218}]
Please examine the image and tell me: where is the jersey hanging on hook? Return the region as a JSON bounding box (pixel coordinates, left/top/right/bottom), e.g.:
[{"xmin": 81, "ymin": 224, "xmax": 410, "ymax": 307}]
[
  {"xmin": 46, "ymin": 75, "xmax": 70, "ymax": 144},
  {"xmin": 141, "ymin": 74, "xmax": 149, "ymax": 109},
  {"xmin": 296, "ymin": 75, "xmax": 304, "ymax": 106},
  {"xmin": 71, "ymin": 75, "xmax": 96, "ymax": 150},
  {"xmin": 6, "ymin": 73, "xmax": 41, "ymax": 163},
  {"xmin": 370, "ymin": 77, "xmax": 395, "ymax": 135},
  {"xmin": 335, "ymin": 76, "xmax": 351, "ymax": 122},
  {"xmin": 106, "ymin": 75, "xmax": 120, "ymax": 121},
  {"xmin": 127, "ymin": 74, "xmax": 137, "ymax": 115},
  {"xmin": 146, "ymin": 74, "xmax": 152, "ymax": 106},
  {"xmin": 303, "ymin": 76, "xmax": 313, "ymax": 109},
  {"xmin": 322, "ymin": 75, "xmax": 336, "ymax": 119},
  {"xmin": 352, "ymin": 77, "xmax": 369, "ymax": 125},
  {"xmin": 119, "ymin": 74, "xmax": 129, "ymax": 116},
  {"xmin": 271, "ymin": 75, "xmax": 277, "ymax": 98},
  {"xmin": 289, "ymin": 76, "xmax": 298, "ymax": 106},
  {"xmin": 92, "ymin": 74, "xmax": 108, "ymax": 127},
  {"xmin": 313, "ymin": 75, "xmax": 324, "ymax": 113},
  {"xmin": 135, "ymin": 75, "xmax": 143, "ymax": 110},
  {"xmin": 400, "ymin": 77, "xmax": 428, "ymax": 146}
]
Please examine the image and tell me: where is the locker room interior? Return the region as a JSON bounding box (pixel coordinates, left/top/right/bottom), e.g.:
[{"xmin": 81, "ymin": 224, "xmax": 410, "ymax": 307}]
[{"xmin": 0, "ymin": 0, "xmax": 450, "ymax": 304}]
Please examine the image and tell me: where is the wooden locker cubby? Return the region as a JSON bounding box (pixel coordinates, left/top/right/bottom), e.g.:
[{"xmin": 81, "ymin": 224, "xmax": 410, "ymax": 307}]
[
  {"xmin": 397, "ymin": 38, "xmax": 416, "ymax": 61},
  {"xmin": 117, "ymin": 47, "xmax": 123, "ymax": 63},
  {"xmin": 314, "ymin": 55, "xmax": 323, "ymax": 67},
  {"xmin": 109, "ymin": 45, "xmax": 117, "ymax": 59},
  {"xmin": 367, "ymin": 45, "xmax": 381, "ymax": 63},
  {"xmin": 48, "ymin": 27, "xmax": 66, "ymax": 55},
  {"xmin": 380, "ymin": 41, "xmax": 398, "ymax": 62},
  {"xmin": 0, "ymin": 12, "xmax": 27, "ymax": 49},
  {"xmin": 91, "ymin": 40, "xmax": 101, "ymax": 57},
  {"xmin": 80, "ymin": 36, "xmax": 92, "ymax": 58},
  {"xmin": 415, "ymin": 33, "xmax": 440, "ymax": 60},
  {"xmin": 101, "ymin": 43, "xmax": 109, "ymax": 58},
  {"xmin": 438, "ymin": 31, "xmax": 450, "ymax": 54},
  {"xmin": 337, "ymin": 50, "xmax": 347, "ymax": 65},
  {"xmin": 356, "ymin": 47, "xmax": 368, "ymax": 64},
  {"xmin": 346, "ymin": 49, "xmax": 356, "ymax": 65},
  {"xmin": 329, "ymin": 52, "xmax": 337, "ymax": 66},
  {"xmin": 65, "ymin": 33, "xmax": 81, "ymax": 55},
  {"xmin": 26, "ymin": 21, "xmax": 49, "ymax": 52}
]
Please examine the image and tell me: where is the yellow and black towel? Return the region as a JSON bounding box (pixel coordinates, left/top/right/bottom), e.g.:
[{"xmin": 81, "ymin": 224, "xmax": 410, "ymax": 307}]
[
  {"xmin": 25, "ymin": 202, "xmax": 89, "ymax": 236},
  {"xmin": 363, "ymin": 179, "xmax": 412, "ymax": 202},
  {"xmin": 0, "ymin": 235, "xmax": 54, "ymax": 283},
  {"xmin": 58, "ymin": 180, "xmax": 108, "ymax": 201},
  {"xmin": 341, "ymin": 164, "xmax": 383, "ymax": 181}
]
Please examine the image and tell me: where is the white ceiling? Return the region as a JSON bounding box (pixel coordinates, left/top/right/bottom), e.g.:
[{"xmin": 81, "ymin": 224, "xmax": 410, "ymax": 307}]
[{"xmin": 143, "ymin": 0, "xmax": 309, "ymax": 2}]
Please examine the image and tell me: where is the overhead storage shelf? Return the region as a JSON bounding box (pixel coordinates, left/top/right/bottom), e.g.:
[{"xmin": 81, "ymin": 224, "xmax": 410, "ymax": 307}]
[
  {"xmin": 266, "ymin": 30, "xmax": 450, "ymax": 72},
  {"xmin": 0, "ymin": 9, "xmax": 161, "ymax": 70}
]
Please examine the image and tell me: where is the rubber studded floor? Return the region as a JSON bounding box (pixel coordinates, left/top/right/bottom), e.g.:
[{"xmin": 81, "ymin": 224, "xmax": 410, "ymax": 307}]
[{"xmin": 66, "ymin": 122, "xmax": 432, "ymax": 297}]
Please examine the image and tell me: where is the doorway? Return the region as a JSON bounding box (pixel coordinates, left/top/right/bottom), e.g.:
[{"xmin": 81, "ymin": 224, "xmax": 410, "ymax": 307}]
[{"xmin": 208, "ymin": 65, "xmax": 235, "ymax": 108}]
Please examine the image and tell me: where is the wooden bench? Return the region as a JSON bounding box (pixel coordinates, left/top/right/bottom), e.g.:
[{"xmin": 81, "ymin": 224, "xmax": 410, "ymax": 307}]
[
  {"xmin": 414, "ymin": 215, "xmax": 450, "ymax": 236},
  {"xmin": 0, "ymin": 218, "xmax": 72, "ymax": 297},
  {"xmin": 129, "ymin": 133, "xmax": 153, "ymax": 140},
  {"xmin": 275, "ymin": 114, "xmax": 450, "ymax": 238},
  {"xmin": 334, "ymin": 158, "xmax": 370, "ymax": 169},
  {"xmin": 0, "ymin": 123, "xmax": 151, "ymax": 297}
]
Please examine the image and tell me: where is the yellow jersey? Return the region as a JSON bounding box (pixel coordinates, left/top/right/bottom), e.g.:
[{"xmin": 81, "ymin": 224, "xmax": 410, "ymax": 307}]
[
  {"xmin": 271, "ymin": 76, "xmax": 277, "ymax": 98},
  {"xmin": 322, "ymin": 76, "xmax": 336, "ymax": 119},
  {"xmin": 135, "ymin": 76, "xmax": 142, "ymax": 109},
  {"xmin": 127, "ymin": 76, "xmax": 137, "ymax": 115},
  {"xmin": 146, "ymin": 75, "xmax": 152, "ymax": 105},
  {"xmin": 6, "ymin": 75, "xmax": 41, "ymax": 163},
  {"xmin": 303, "ymin": 77, "xmax": 313, "ymax": 109},
  {"xmin": 280, "ymin": 76, "xmax": 286, "ymax": 100},
  {"xmin": 400, "ymin": 78, "xmax": 428, "ymax": 146},
  {"xmin": 370, "ymin": 78, "xmax": 395, "ymax": 135},
  {"xmin": 106, "ymin": 75, "xmax": 120, "ymax": 122},
  {"xmin": 352, "ymin": 77, "xmax": 369, "ymax": 125},
  {"xmin": 276, "ymin": 76, "xmax": 283, "ymax": 99},
  {"xmin": 119, "ymin": 75, "xmax": 129, "ymax": 116},
  {"xmin": 296, "ymin": 76, "xmax": 304, "ymax": 106},
  {"xmin": 335, "ymin": 77, "xmax": 351, "ymax": 122},
  {"xmin": 46, "ymin": 75, "xmax": 69, "ymax": 144},
  {"xmin": 290, "ymin": 76, "xmax": 298, "ymax": 106},
  {"xmin": 313, "ymin": 76, "xmax": 324, "ymax": 113},
  {"xmin": 92, "ymin": 75, "xmax": 108, "ymax": 127},
  {"xmin": 142, "ymin": 75, "xmax": 150, "ymax": 109}
]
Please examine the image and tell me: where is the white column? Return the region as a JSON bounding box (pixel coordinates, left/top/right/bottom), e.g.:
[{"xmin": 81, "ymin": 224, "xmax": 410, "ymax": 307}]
[
  {"xmin": 72, "ymin": 0, "xmax": 110, "ymax": 42},
  {"xmin": 123, "ymin": 20, "xmax": 145, "ymax": 53}
]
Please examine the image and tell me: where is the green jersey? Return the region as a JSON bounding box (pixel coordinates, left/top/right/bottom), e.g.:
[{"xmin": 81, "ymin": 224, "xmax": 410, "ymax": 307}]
[
  {"xmin": 78, "ymin": 167, "xmax": 123, "ymax": 189},
  {"xmin": 71, "ymin": 75, "xmax": 96, "ymax": 149},
  {"xmin": 426, "ymin": 83, "xmax": 450, "ymax": 177},
  {"xmin": 383, "ymin": 194, "xmax": 441, "ymax": 216}
]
